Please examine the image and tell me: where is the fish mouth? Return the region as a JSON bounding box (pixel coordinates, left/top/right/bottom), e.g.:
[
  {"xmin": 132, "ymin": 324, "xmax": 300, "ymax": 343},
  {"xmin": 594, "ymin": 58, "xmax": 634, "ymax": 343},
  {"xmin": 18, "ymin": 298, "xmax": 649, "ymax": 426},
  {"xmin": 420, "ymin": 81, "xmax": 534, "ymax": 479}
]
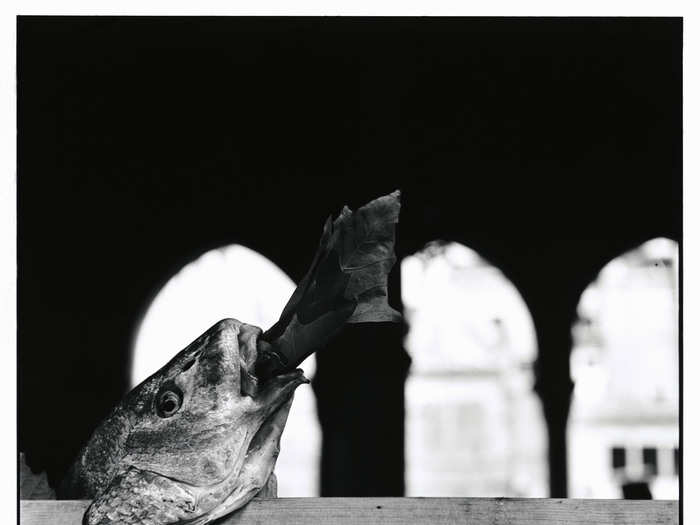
[{"xmin": 246, "ymin": 368, "xmax": 308, "ymax": 455}]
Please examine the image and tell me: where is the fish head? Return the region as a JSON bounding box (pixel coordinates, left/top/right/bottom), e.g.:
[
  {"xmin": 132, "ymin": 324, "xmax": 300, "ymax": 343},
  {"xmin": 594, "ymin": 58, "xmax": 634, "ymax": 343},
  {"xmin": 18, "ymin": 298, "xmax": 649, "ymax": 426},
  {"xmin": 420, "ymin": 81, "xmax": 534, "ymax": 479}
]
[
  {"xmin": 121, "ymin": 318, "xmax": 307, "ymax": 486},
  {"xmin": 80, "ymin": 318, "xmax": 308, "ymax": 525}
]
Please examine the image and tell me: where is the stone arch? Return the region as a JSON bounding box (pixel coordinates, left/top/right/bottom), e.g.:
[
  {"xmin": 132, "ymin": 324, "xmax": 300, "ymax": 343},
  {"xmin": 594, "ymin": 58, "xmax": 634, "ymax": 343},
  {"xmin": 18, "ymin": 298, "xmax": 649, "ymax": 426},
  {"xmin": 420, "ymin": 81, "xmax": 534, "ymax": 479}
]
[
  {"xmin": 401, "ymin": 240, "xmax": 547, "ymax": 496},
  {"xmin": 568, "ymin": 237, "xmax": 679, "ymax": 499},
  {"xmin": 131, "ymin": 243, "xmax": 320, "ymax": 496}
]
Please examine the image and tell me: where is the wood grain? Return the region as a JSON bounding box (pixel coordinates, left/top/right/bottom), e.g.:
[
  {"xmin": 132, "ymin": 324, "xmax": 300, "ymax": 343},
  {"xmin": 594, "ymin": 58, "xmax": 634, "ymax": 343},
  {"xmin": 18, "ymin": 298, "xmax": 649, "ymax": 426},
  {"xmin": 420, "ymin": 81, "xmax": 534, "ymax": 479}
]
[{"xmin": 20, "ymin": 497, "xmax": 679, "ymax": 525}]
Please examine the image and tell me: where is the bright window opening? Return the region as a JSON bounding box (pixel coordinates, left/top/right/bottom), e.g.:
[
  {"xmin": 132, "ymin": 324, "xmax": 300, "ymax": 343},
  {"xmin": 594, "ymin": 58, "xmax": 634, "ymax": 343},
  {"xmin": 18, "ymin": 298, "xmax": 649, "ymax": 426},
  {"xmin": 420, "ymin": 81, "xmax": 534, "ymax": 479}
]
[
  {"xmin": 568, "ymin": 237, "xmax": 679, "ymax": 499},
  {"xmin": 131, "ymin": 244, "xmax": 320, "ymax": 496},
  {"xmin": 402, "ymin": 241, "xmax": 547, "ymax": 497}
]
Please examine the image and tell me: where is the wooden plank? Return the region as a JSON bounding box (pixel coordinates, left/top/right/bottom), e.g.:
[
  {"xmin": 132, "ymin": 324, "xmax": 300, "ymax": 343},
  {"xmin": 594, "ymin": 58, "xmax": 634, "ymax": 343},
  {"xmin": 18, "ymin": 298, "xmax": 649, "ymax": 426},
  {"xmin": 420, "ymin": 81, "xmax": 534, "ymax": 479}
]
[{"xmin": 20, "ymin": 498, "xmax": 679, "ymax": 525}]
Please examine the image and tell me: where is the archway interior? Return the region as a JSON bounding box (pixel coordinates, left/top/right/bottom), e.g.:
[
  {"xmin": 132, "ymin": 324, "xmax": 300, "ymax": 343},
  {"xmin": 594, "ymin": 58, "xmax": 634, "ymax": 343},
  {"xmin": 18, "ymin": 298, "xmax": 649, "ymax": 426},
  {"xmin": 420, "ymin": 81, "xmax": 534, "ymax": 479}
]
[
  {"xmin": 568, "ymin": 238, "xmax": 679, "ymax": 499},
  {"xmin": 401, "ymin": 241, "xmax": 547, "ymax": 497},
  {"xmin": 131, "ymin": 244, "xmax": 320, "ymax": 496}
]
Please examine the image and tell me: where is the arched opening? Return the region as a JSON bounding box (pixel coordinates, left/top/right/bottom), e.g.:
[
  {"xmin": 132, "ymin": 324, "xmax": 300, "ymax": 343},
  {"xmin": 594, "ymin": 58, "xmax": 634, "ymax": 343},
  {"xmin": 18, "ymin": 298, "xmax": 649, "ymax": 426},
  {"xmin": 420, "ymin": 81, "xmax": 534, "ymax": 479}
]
[
  {"xmin": 568, "ymin": 238, "xmax": 679, "ymax": 499},
  {"xmin": 131, "ymin": 244, "xmax": 320, "ymax": 496},
  {"xmin": 401, "ymin": 241, "xmax": 547, "ymax": 496}
]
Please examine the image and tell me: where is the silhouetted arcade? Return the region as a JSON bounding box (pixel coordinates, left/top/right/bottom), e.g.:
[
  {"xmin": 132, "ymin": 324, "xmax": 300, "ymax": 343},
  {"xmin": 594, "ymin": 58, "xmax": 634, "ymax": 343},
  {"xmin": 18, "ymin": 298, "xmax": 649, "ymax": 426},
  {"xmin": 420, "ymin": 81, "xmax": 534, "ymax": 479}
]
[{"xmin": 18, "ymin": 17, "xmax": 681, "ymax": 499}]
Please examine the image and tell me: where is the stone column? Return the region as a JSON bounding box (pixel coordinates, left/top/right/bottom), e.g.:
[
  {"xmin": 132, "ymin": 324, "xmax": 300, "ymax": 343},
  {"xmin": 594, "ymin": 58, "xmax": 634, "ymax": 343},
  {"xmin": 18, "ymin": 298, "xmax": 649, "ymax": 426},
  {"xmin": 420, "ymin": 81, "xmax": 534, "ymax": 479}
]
[
  {"xmin": 313, "ymin": 266, "xmax": 410, "ymax": 496},
  {"xmin": 533, "ymin": 304, "xmax": 576, "ymax": 498}
]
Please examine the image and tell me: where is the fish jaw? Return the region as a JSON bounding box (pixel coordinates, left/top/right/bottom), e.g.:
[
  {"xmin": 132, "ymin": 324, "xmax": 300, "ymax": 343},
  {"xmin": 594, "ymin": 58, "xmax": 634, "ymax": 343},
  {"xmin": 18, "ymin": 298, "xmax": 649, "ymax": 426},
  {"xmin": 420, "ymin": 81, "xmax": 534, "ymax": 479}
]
[{"xmin": 188, "ymin": 393, "xmax": 297, "ymax": 524}]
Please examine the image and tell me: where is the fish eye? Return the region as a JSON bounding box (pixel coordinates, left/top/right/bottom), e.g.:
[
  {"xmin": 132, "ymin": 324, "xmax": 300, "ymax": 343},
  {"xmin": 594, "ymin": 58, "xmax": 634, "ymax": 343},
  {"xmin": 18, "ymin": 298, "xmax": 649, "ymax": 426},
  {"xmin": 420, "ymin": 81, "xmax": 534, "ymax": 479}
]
[{"xmin": 156, "ymin": 385, "xmax": 183, "ymax": 418}]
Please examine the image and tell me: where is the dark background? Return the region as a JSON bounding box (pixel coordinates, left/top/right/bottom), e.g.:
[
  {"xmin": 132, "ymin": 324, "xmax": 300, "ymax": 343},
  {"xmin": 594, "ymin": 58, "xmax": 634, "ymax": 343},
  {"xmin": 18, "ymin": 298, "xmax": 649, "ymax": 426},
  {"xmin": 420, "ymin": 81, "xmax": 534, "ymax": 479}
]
[{"xmin": 18, "ymin": 17, "xmax": 681, "ymax": 497}]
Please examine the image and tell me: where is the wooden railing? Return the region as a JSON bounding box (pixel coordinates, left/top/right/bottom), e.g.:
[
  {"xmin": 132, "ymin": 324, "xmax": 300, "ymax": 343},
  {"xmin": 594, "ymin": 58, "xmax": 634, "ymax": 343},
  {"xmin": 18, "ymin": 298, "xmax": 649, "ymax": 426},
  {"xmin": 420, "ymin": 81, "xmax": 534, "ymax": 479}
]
[{"xmin": 20, "ymin": 497, "xmax": 679, "ymax": 524}]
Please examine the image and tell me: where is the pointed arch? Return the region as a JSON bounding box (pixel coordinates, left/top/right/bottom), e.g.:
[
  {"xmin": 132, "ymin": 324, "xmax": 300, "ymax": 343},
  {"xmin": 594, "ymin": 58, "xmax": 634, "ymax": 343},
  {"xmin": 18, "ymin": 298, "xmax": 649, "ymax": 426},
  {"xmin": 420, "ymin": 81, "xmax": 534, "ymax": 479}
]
[
  {"xmin": 401, "ymin": 241, "xmax": 547, "ymax": 496},
  {"xmin": 131, "ymin": 244, "xmax": 320, "ymax": 496},
  {"xmin": 568, "ymin": 237, "xmax": 679, "ymax": 499}
]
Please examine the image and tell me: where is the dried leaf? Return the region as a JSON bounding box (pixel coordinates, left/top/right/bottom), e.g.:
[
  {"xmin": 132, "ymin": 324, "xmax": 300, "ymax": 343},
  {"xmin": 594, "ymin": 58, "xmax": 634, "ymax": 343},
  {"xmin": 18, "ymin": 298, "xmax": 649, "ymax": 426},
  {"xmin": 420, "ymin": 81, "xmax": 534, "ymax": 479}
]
[{"xmin": 258, "ymin": 191, "xmax": 401, "ymax": 379}]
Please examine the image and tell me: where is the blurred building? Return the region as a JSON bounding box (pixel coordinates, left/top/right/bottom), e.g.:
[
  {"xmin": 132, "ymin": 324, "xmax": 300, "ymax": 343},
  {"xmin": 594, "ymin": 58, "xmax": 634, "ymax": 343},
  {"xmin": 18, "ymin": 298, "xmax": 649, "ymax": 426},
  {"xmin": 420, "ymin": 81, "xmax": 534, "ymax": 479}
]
[
  {"xmin": 401, "ymin": 242, "xmax": 548, "ymax": 497},
  {"xmin": 568, "ymin": 238, "xmax": 679, "ymax": 499}
]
